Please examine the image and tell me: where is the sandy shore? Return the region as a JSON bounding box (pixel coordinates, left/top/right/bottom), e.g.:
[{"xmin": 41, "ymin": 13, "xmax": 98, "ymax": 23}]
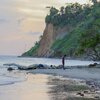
[
  {"xmin": 47, "ymin": 75, "xmax": 100, "ymax": 100},
  {"xmin": 0, "ymin": 69, "xmax": 100, "ymax": 100},
  {"xmin": 28, "ymin": 68, "xmax": 100, "ymax": 100},
  {"xmin": 0, "ymin": 73, "xmax": 51, "ymax": 100}
]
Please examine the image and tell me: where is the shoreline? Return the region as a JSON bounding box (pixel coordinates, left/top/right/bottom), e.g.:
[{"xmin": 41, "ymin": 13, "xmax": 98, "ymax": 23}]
[
  {"xmin": 48, "ymin": 75, "xmax": 100, "ymax": 100},
  {"xmin": 19, "ymin": 56, "xmax": 95, "ymax": 61},
  {"xmin": 1, "ymin": 56, "xmax": 100, "ymax": 100},
  {"xmin": 28, "ymin": 70, "xmax": 100, "ymax": 89},
  {"xmin": 29, "ymin": 68, "xmax": 100, "ymax": 99},
  {"xmin": 0, "ymin": 73, "xmax": 51, "ymax": 100},
  {"xmin": 27, "ymin": 71, "xmax": 100, "ymax": 100},
  {"xmin": 0, "ymin": 67, "xmax": 100, "ymax": 100}
]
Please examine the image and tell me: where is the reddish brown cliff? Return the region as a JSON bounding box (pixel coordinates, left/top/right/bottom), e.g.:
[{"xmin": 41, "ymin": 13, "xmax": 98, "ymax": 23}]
[{"xmin": 37, "ymin": 23, "xmax": 73, "ymax": 57}]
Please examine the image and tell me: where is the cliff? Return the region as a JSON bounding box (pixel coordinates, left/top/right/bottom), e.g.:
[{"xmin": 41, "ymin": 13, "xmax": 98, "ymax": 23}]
[
  {"xmin": 22, "ymin": 2, "xmax": 100, "ymax": 60},
  {"xmin": 37, "ymin": 24, "xmax": 73, "ymax": 57}
]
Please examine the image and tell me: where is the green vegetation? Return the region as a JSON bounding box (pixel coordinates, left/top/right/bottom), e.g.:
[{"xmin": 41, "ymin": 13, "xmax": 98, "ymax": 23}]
[
  {"xmin": 22, "ymin": 0, "xmax": 100, "ymax": 60},
  {"xmin": 45, "ymin": 3, "xmax": 84, "ymax": 27},
  {"xmin": 22, "ymin": 41, "xmax": 39, "ymax": 57},
  {"xmin": 51, "ymin": 1, "xmax": 100, "ymax": 60}
]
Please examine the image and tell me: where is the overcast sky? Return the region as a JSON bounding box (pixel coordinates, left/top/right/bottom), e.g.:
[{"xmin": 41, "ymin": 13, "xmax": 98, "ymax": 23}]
[{"xmin": 0, "ymin": 0, "xmax": 88, "ymax": 56}]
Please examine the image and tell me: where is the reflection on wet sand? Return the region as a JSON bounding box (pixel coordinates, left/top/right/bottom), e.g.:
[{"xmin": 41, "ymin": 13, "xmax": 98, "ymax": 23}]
[
  {"xmin": 0, "ymin": 74, "xmax": 51, "ymax": 100},
  {"xmin": 0, "ymin": 73, "xmax": 100, "ymax": 100}
]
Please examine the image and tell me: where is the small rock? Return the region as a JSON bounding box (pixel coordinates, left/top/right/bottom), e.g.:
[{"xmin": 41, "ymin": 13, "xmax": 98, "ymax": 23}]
[
  {"xmin": 94, "ymin": 96, "xmax": 100, "ymax": 99},
  {"xmin": 84, "ymin": 90, "xmax": 89, "ymax": 93},
  {"xmin": 7, "ymin": 67, "xmax": 14, "ymax": 71},
  {"xmin": 91, "ymin": 85, "xmax": 95, "ymax": 88},
  {"xmin": 77, "ymin": 92, "xmax": 84, "ymax": 96},
  {"xmin": 80, "ymin": 93, "xmax": 84, "ymax": 97},
  {"xmin": 37, "ymin": 64, "xmax": 44, "ymax": 69},
  {"xmin": 89, "ymin": 63, "xmax": 98, "ymax": 67}
]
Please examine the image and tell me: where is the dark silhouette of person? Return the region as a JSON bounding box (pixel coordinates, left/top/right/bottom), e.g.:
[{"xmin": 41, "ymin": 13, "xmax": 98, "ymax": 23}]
[{"xmin": 62, "ymin": 55, "xmax": 66, "ymax": 69}]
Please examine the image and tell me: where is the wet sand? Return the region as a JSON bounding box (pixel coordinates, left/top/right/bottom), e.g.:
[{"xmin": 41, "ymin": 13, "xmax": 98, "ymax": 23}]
[
  {"xmin": 0, "ymin": 72, "xmax": 100, "ymax": 100},
  {"xmin": 0, "ymin": 73, "xmax": 51, "ymax": 100}
]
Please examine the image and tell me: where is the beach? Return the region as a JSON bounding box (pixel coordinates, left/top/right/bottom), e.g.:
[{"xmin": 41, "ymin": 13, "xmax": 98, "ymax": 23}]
[
  {"xmin": 1, "ymin": 71, "xmax": 100, "ymax": 100},
  {"xmin": 0, "ymin": 73, "xmax": 51, "ymax": 100},
  {"xmin": 0, "ymin": 56, "xmax": 100, "ymax": 100}
]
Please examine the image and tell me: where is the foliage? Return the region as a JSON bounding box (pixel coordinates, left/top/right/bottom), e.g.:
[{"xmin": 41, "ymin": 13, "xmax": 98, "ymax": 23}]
[
  {"xmin": 22, "ymin": 1, "xmax": 100, "ymax": 60},
  {"xmin": 76, "ymin": 2, "xmax": 100, "ymax": 60},
  {"xmin": 45, "ymin": 3, "xmax": 87, "ymax": 27},
  {"xmin": 45, "ymin": 7, "xmax": 59, "ymax": 24},
  {"xmin": 22, "ymin": 41, "xmax": 39, "ymax": 56},
  {"xmin": 90, "ymin": 0, "xmax": 98, "ymax": 4},
  {"xmin": 51, "ymin": 2, "xmax": 100, "ymax": 60}
]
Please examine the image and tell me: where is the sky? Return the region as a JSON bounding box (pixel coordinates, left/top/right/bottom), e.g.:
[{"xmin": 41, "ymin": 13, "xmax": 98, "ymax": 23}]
[{"xmin": 0, "ymin": 0, "xmax": 88, "ymax": 56}]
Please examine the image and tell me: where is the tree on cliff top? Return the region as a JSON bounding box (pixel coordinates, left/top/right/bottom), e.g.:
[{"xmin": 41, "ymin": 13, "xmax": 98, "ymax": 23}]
[
  {"xmin": 45, "ymin": 3, "xmax": 84, "ymax": 26},
  {"xmin": 90, "ymin": 0, "xmax": 98, "ymax": 4},
  {"xmin": 45, "ymin": 7, "xmax": 59, "ymax": 23}
]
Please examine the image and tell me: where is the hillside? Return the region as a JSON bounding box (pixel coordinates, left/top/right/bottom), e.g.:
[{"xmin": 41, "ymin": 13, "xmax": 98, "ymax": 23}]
[{"xmin": 22, "ymin": 1, "xmax": 100, "ymax": 60}]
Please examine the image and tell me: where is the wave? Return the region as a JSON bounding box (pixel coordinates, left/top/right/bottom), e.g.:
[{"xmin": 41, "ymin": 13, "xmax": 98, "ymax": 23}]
[{"xmin": 0, "ymin": 75, "xmax": 27, "ymax": 86}]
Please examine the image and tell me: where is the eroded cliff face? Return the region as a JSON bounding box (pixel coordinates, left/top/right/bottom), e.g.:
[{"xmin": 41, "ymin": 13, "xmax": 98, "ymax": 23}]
[{"xmin": 37, "ymin": 23, "xmax": 73, "ymax": 57}]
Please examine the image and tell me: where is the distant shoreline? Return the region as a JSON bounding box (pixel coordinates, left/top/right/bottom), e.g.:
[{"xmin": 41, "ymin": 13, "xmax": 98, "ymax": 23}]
[{"xmin": 19, "ymin": 55, "xmax": 97, "ymax": 61}]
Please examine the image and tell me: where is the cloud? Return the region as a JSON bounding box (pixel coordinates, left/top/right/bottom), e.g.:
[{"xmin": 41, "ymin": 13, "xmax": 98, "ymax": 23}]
[
  {"xmin": 17, "ymin": 18, "xmax": 26, "ymax": 24},
  {"xmin": 0, "ymin": 18, "xmax": 7, "ymax": 24},
  {"xmin": 0, "ymin": 0, "xmax": 88, "ymax": 55}
]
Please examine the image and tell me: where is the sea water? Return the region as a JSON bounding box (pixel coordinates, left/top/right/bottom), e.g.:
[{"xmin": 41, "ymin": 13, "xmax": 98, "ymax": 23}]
[
  {"xmin": 0, "ymin": 56, "xmax": 100, "ymax": 100},
  {"xmin": 0, "ymin": 55, "xmax": 99, "ymax": 86}
]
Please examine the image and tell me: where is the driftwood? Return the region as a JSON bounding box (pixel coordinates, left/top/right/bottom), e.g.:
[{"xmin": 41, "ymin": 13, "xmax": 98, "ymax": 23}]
[{"xmin": 3, "ymin": 63, "xmax": 100, "ymax": 71}]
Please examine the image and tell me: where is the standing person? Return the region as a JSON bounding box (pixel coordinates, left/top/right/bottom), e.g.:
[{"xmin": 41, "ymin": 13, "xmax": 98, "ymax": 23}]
[{"xmin": 62, "ymin": 55, "xmax": 66, "ymax": 70}]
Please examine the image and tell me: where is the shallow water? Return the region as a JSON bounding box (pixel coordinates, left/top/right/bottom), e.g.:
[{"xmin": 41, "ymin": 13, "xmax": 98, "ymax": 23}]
[
  {"xmin": 0, "ymin": 74, "xmax": 51, "ymax": 100},
  {"xmin": 0, "ymin": 55, "xmax": 99, "ymax": 66},
  {"xmin": 0, "ymin": 56, "xmax": 99, "ymax": 86}
]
